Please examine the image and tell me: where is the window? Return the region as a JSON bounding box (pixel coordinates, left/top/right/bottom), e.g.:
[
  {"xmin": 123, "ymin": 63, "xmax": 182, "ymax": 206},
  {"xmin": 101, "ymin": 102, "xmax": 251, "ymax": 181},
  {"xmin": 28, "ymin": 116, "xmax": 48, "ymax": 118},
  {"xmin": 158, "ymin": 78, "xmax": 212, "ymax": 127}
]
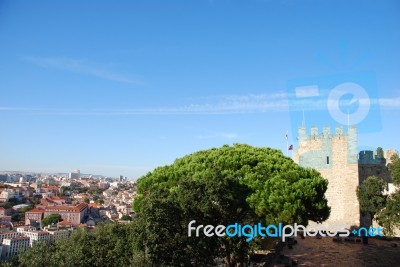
[{"xmin": 327, "ymin": 156, "xmax": 330, "ymax": 164}]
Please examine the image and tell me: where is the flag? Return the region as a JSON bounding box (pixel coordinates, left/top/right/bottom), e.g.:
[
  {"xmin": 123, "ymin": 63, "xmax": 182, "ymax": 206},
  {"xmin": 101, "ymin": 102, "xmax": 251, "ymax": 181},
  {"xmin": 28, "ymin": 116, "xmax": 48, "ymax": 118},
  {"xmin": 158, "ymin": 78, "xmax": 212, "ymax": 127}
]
[
  {"xmin": 286, "ymin": 131, "xmax": 288, "ymax": 140},
  {"xmin": 288, "ymin": 144, "xmax": 293, "ymax": 150}
]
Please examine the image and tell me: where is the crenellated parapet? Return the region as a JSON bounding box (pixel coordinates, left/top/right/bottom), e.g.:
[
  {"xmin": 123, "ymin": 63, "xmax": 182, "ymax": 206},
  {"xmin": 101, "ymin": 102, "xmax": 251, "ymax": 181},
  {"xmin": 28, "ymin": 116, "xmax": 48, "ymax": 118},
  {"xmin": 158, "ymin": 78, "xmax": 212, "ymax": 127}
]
[{"xmin": 296, "ymin": 126, "xmax": 358, "ymax": 169}]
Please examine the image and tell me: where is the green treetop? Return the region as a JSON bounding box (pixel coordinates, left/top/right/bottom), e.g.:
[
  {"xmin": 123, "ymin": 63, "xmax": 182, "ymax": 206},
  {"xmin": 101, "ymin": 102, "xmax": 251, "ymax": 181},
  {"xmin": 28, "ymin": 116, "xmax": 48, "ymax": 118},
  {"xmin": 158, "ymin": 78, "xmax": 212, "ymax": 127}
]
[{"xmin": 134, "ymin": 144, "xmax": 330, "ymax": 266}]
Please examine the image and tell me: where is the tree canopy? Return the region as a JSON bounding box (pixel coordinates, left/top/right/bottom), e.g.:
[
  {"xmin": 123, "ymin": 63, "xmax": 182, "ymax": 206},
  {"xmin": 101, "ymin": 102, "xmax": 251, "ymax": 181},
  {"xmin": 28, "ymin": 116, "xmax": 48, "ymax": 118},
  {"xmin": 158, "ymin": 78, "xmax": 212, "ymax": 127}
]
[
  {"xmin": 41, "ymin": 214, "xmax": 62, "ymax": 227},
  {"xmin": 389, "ymin": 154, "xmax": 400, "ymax": 186},
  {"xmin": 357, "ymin": 176, "xmax": 387, "ymax": 225},
  {"xmin": 17, "ymin": 223, "xmax": 142, "ymax": 267},
  {"xmin": 377, "ymin": 153, "xmax": 400, "ymax": 236},
  {"xmin": 377, "ymin": 190, "xmax": 400, "ymax": 237},
  {"xmin": 134, "ymin": 144, "xmax": 330, "ymax": 266}
]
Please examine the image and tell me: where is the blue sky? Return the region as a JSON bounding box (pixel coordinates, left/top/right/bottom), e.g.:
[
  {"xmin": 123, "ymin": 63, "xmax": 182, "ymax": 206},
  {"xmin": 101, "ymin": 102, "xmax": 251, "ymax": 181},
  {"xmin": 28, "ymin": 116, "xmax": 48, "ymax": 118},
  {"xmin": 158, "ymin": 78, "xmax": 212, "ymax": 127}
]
[{"xmin": 0, "ymin": 0, "xmax": 399, "ymax": 178}]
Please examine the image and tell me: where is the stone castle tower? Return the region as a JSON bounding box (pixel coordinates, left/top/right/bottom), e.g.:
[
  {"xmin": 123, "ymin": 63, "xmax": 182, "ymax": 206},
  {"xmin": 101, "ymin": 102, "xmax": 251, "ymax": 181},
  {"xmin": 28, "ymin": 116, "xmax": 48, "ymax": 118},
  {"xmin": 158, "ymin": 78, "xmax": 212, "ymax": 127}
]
[
  {"xmin": 294, "ymin": 126, "xmax": 360, "ymax": 228},
  {"xmin": 359, "ymin": 150, "xmax": 393, "ymax": 184}
]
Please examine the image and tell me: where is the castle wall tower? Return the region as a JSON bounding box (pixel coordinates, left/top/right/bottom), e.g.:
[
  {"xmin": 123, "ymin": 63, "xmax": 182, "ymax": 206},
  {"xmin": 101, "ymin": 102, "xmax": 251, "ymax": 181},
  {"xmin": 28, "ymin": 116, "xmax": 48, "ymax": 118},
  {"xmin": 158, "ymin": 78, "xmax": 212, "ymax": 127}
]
[
  {"xmin": 358, "ymin": 150, "xmax": 394, "ymax": 184},
  {"xmin": 294, "ymin": 126, "xmax": 360, "ymax": 228}
]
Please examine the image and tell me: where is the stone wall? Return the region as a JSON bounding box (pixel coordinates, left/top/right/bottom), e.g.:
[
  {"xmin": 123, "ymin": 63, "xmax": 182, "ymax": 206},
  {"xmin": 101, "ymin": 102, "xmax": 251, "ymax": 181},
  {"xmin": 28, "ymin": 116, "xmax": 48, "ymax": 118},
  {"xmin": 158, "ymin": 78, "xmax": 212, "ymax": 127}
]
[{"xmin": 294, "ymin": 126, "xmax": 360, "ymax": 228}]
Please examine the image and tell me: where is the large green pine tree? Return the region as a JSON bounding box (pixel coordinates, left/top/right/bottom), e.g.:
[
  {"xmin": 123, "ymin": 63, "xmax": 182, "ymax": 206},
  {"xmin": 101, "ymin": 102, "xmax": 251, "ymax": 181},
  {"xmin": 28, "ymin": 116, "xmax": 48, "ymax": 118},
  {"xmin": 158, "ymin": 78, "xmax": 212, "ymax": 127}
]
[{"xmin": 134, "ymin": 144, "xmax": 330, "ymax": 266}]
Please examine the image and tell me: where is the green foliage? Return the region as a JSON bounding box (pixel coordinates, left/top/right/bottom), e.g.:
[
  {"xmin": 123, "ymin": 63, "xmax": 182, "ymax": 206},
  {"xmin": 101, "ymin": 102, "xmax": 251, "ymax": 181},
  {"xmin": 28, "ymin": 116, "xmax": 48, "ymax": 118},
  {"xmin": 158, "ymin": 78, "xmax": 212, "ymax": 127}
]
[
  {"xmin": 3, "ymin": 202, "xmax": 14, "ymax": 209},
  {"xmin": 374, "ymin": 154, "xmax": 400, "ymax": 236},
  {"xmin": 95, "ymin": 199, "xmax": 104, "ymax": 205},
  {"xmin": 18, "ymin": 224, "xmax": 145, "ymax": 267},
  {"xmin": 376, "ymin": 147, "xmax": 384, "ymax": 159},
  {"xmin": 20, "ymin": 205, "xmax": 34, "ymax": 213},
  {"xmin": 377, "ymin": 190, "xmax": 400, "ymax": 237},
  {"xmin": 19, "ymin": 241, "xmax": 56, "ymax": 267},
  {"xmin": 42, "ymin": 214, "xmax": 62, "ymax": 227},
  {"xmin": 30, "ymin": 197, "xmax": 41, "ymax": 205},
  {"xmin": 357, "ymin": 176, "xmax": 387, "ymax": 224},
  {"xmin": 136, "ymin": 173, "xmax": 255, "ymax": 266},
  {"xmin": 90, "ymin": 187, "xmax": 105, "ymax": 195},
  {"xmin": 3, "ymin": 197, "xmax": 19, "ymax": 209},
  {"xmin": 120, "ymin": 214, "xmax": 132, "ymax": 221},
  {"xmin": 11, "ymin": 213, "xmax": 23, "ymax": 222},
  {"xmin": 134, "ymin": 144, "xmax": 330, "ymax": 266},
  {"xmin": 7, "ymin": 197, "xmax": 18, "ymax": 204},
  {"xmin": 61, "ymin": 186, "xmax": 88, "ymax": 194},
  {"xmin": 389, "ymin": 154, "xmax": 400, "ymax": 186},
  {"xmin": 136, "ymin": 144, "xmax": 330, "ymax": 224}
]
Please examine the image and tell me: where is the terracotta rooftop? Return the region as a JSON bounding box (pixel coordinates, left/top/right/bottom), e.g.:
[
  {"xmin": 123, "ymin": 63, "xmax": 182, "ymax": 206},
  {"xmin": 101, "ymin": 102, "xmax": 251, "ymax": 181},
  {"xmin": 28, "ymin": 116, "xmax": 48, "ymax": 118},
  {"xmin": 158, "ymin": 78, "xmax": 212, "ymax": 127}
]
[
  {"xmin": 45, "ymin": 202, "xmax": 88, "ymax": 212},
  {"xmin": 27, "ymin": 208, "xmax": 44, "ymax": 213},
  {"xmin": 57, "ymin": 220, "xmax": 73, "ymax": 225}
]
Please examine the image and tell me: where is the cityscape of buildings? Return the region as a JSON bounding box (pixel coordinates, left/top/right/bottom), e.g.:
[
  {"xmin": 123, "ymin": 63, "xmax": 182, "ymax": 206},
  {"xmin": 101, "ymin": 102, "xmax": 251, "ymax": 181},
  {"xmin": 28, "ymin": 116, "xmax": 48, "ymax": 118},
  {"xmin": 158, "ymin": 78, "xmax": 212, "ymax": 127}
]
[{"xmin": 0, "ymin": 171, "xmax": 136, "ymax": 261}]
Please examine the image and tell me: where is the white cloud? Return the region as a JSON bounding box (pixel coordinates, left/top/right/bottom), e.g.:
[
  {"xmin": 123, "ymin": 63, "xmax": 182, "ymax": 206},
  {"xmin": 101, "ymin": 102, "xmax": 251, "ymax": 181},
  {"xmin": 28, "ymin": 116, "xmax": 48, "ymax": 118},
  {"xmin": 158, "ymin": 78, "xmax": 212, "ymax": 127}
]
[
  {"xmin": 2, "ymin": 92, "xmax": 400, "ymax": 115},
  {"xmin": 21, "ymin": 55, "xmax": 143, "ymax": 85},
  {"xmin": 295, "ymin": 85, "xmax": 320, "ymax": 98},
  {"xmin": 378, "ymin": 97, "xmax": 400, "ymax": 109}
]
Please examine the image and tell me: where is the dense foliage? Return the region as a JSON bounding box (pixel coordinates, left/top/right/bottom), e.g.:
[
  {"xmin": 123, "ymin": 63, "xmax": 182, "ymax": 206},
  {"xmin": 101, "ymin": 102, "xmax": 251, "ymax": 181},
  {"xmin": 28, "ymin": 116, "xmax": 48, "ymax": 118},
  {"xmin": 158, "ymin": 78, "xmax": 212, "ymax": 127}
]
[
  {"xmin": 14, "ymin": 223, "xmax": 144, "ymax": 267},
  {"xmin": 377, "ymin": 154, "xmax": 400, "ymax": 236},
  {"xmin": 389, "ymin": 154, "xmax": 400, "ymax": 186},
  {"xmin": 357, "ymin": 176, "xmax": 387, "ymax": 225},
  {"xmin": 357, "ymin": 153, "xmax": 400, "ymax": 237},
  {"xmin": 134, "ymin": 144, "xmax": 330, "ymax": 266},
  {"xmin": 378, "ymin": 190, "xmax": 400, "ymax": 236},
  {"xmin": 41, "ymin": 214, "xmax": 62, "ymax": 227}
]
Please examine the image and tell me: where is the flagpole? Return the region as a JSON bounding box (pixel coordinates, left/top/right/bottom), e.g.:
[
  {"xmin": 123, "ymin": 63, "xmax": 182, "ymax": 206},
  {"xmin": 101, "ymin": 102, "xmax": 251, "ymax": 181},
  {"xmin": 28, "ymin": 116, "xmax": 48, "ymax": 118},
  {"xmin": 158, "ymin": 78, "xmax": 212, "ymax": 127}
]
[
  {"xmin": 286, "ymin": 131, "xmax": 288, "ymax": 157},
  {"xmin": 347, "ymin": 109, "xmax": 350, "ymax": 128}
]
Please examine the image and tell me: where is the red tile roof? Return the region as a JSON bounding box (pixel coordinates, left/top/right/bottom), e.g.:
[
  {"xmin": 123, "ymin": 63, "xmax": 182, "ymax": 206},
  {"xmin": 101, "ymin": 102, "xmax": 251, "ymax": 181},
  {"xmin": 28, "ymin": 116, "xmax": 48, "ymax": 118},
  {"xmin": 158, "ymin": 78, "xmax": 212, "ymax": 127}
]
[
  {"xmin": 57, "ymin": 220, "xmax": 73, "ymax": 225},
  {"xmin": 26, "ymin": 208, "xmax": 44, "ymax": 213}
]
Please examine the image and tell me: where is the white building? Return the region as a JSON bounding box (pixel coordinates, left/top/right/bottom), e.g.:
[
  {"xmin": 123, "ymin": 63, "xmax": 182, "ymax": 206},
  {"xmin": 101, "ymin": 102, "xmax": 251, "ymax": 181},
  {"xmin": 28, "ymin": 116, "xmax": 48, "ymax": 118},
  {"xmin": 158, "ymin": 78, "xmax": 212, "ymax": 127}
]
[
  {"xmin": 44, "ymin": 228, "xmax": 71, "ymax": 241},
  {"xmin": 1, "ymin": 236, "xmax": 30, "ymax": 260},
  {"xmin": 17, "ymin": 227, "xmax": 51, "ymax": 246},
  {"xmin": 0, "ymin": 231, "xmax": 20, "ymax": 244}
]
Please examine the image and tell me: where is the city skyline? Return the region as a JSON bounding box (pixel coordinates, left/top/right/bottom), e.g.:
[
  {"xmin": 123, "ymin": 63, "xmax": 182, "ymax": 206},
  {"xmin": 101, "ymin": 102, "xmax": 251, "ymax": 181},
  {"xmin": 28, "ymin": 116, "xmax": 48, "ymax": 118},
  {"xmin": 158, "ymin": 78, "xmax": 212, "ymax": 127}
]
[{"xmin": 1, "ymin": 0, "xmax": 399, "ymax": 178}]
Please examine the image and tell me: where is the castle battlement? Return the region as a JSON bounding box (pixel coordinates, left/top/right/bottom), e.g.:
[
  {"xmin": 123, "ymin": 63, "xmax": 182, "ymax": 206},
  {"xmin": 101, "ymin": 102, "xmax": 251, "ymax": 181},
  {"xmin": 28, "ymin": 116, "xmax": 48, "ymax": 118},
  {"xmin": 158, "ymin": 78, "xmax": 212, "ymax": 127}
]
[
  {"xmin": 359, "ymin": 150, "xmax": 385, "ymax": 165},
  {"xmin": 296, "ymin": 125, "xmax": 358, "ymax": 166},
  {"xmin": 298, "ymin": 125, "xmax": 356, "ymax": 142}
]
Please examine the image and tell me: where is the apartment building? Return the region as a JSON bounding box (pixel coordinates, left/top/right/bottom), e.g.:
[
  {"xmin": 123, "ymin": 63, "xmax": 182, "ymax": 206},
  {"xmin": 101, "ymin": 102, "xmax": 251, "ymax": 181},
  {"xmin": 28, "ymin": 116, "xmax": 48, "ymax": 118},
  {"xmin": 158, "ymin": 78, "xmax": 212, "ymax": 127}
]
[
  {"xmin": 25, "ymin": 203, "xmax": 88, "ymax": 226},
  {"xmin": 1, "ymin": 236, "xmax": 30, "ymax": 260}
]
